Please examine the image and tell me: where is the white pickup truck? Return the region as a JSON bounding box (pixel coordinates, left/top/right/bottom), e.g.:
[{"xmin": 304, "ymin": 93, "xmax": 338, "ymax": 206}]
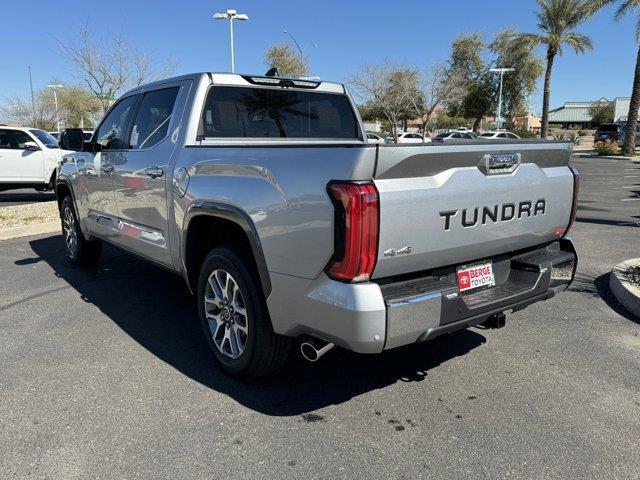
[{"xmin": 0, "ymin": 127, "xmax": 69, "ymax": 191}]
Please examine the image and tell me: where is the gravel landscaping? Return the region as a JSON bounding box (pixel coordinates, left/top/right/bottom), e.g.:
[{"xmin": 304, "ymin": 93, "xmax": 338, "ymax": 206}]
[{"xmin": 0, "ymin": 201, "xmax": 59, "ymax": 229}]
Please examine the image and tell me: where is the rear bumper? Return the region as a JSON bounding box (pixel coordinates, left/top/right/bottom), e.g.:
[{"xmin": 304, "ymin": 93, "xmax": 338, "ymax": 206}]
[
  {"xmin": 266, "ymin": 239, "xmax": 576, "ymax": 354},
  {"xmin": 381, "ymin": 238, "xmax": 577, "ymax": 349}
]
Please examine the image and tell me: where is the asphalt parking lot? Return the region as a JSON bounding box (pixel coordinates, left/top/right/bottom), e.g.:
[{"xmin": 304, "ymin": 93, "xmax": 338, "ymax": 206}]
[
  {"xmin": 0, "ymin": 188, "xmax": 56, "ymax": 207},
  {"xmin": 1, "ymin": 156, "xmax": 638, "ymax": 479}
]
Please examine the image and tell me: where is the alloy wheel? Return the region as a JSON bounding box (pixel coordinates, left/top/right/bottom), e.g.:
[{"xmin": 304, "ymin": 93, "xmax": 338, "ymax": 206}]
[
  {"xmin": 204, "ymin": 269, "xmax": 249, "ymax": 359},
  {"xmin": 62, "ymin": 206, "xmax": 78, "ymax": 258}
]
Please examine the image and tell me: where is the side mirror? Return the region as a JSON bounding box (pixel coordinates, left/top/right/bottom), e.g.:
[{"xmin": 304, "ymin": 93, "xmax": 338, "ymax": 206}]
[
  {"xmin": 23, "ymin": 141, "xmax": 40, "ymax": 151},
  {"xmin": 59, "ymin": 128, "xmax": 85, "ymax": 151}
]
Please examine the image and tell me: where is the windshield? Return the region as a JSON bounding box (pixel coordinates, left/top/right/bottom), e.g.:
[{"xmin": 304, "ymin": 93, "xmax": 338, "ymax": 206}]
[
  {"xmin": 597, "ymin": 124, "xmax": 619, "ymax": 132},
  {"xmin": 29, "ymin": 129, "xmax": 59, "ymax": 148},
  {"xmin": 479, "ymin": 133, "xmax": 494, "ymax": 137}
]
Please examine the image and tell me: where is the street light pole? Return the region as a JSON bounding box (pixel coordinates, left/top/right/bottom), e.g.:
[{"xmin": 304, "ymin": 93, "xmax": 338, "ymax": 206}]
[
  {"xmin": 213, "ymin": 9, "xmax": 249, "ymax": 73},
  {"xmin": 489, "ymin": 68, "xmax": 514, "ymax": 131},
  {"xmin": 283, "ymin": 30, "xmax": 303, "ymax": 56},
  {"xmin": 28, "ymin": 66, "xmax": 36, "ymax": 125},
  {"xmin": 48, "ymin": 84, "xmax": 63, "ymax": 132}
]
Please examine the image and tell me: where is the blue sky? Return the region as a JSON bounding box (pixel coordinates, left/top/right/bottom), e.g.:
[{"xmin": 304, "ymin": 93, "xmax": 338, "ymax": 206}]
[{"xmin": 0, "ymin": 0, "xmax": 635, "ymax": 113}]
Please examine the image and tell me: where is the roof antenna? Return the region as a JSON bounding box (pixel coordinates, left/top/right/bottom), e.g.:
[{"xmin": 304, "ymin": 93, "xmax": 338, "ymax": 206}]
[{"xmin": 265, "ymin": 67, "xmax": 279, "ymax": 77}]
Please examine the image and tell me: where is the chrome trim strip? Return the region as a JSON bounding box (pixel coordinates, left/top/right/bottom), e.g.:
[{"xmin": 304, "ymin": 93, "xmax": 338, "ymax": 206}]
[{"xmin": 87, "ymin": 211, "xmax": 166, "ymax": 248}]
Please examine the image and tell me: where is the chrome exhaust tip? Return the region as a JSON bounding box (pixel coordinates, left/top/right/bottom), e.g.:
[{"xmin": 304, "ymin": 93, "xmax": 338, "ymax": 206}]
[{"xmin": 300, "ymin": 338, "xmax": 335, "ymax": 362}]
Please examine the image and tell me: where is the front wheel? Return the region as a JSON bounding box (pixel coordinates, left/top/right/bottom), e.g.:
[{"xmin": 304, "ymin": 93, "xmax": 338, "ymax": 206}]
[
  {"xmin": 197, "ymin": 246, "xmax": 291, "ymax": 378},
  {"xmin": 60, "ymin": 196, "xmax": 102, "ymax": 266}
]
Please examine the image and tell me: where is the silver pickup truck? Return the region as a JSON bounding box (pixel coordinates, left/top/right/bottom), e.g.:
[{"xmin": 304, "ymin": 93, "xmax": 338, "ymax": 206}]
[{"xmin": 56, "ymin": 72, "xmax": 579, "ymax": 378}]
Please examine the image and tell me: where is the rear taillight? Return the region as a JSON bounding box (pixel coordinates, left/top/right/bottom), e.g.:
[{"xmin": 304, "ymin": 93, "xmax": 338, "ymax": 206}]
[
  {"xmin": 326, "ymin": 181, "xmax": 379, "ymax": 282},
  {"xmin": 564, "ymin": 165, "xmax": 580, "ymax": 236}
]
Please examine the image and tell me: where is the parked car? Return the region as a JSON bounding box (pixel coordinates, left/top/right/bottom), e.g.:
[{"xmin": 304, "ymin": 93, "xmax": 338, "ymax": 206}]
[
  {"xmin": 366, "ymin": 132, "xmax": 385, "ymax": 144},
  {"xmin": 478, "ymin": 131, "xmax": 521, "ymax": 139},
  {"xmin": 594, "ymin": 124, "xmax": 621, "ymax": 143},
  {"xmin": 51, "ymin": 130, "xmax": 95, "ymax": 141},
  {"xmin": 56, "ymin": 72, "xmax": 579, "ymax": 378},
  {"xmin": 386, "ymin": 132, "xmax": 430, "ymax": 144},
  {"xmin": 433, "ymin": 131, "xmax": 476, "ymax": 141},
  {"xmin": 0, "ymin": 127, "xmax": 71, "ymax": 191},
  {"xmin": 619, "ymin": 122, "xmax": 640, "ymax": 148}
]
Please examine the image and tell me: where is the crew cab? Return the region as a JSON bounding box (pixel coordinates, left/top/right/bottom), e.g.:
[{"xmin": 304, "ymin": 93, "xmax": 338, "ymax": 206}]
[
  {"xmin": 56, "ymin": 72, "xmax": 579, "ymax": 378},
  {"xmin": 0, "ymin": 127, "xmax": 69, "ymax": 191}
]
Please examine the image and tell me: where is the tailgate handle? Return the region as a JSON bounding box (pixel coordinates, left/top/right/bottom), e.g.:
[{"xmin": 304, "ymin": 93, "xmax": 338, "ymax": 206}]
[{"xmin": 479, "ymin": 153, "xmax": 521, "ymax": 175}]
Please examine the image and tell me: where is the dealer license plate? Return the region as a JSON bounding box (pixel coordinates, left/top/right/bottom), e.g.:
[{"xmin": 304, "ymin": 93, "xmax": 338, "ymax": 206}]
[{"xmin": 456, "ymin": 261, "xmax": 495, "ymax": 292}]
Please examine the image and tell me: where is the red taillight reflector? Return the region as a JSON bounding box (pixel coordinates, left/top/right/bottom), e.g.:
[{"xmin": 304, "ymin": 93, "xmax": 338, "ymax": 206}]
[
  {"xmin": 564, "ymin": 165, "xmax": 580, "ymax": 236},
  {"xmin": 326, "ymin": 182, "xmax": 379, "ymax": 282}
]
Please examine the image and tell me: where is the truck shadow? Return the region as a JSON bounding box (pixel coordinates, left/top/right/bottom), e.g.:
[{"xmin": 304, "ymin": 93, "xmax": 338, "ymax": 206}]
[{"xmin": 29, "ymin": 235, "xmax": 486, "ymax": 417}]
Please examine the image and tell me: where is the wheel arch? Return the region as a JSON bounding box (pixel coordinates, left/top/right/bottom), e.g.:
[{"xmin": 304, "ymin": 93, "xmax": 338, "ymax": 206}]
[
  {"xmin": 182, "ymin": 201, "xmax": 271, "ymax": 298},
  {"xmin": 55, "ymin": 178, "xmax": 73, "ymax": 214}
]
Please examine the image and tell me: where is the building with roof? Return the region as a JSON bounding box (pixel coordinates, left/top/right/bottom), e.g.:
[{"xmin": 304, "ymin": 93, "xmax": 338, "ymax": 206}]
[
  {"xmin": 548, "ymin": 97, "xmax": 631, "ymax": 129},
  {"xmin": 512, "ymin": 114, "xmax": 541, "ymax": 134}
]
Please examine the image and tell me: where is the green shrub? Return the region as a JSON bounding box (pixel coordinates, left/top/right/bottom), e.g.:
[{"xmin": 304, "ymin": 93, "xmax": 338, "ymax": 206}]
[
  {"xmin": 593, "ymin": 140, "xmax": 620, "ymax": 156},
  {"xmin": 550, "ymin": 130, "xmax": 567, "ymax": 141},
  {"xmin": 567, "ymin": 132, "xmax": 582, "ymax": 146},
  {"xmin": 511, "ymin": 128, "xmax": 537, "ymax": 138}
]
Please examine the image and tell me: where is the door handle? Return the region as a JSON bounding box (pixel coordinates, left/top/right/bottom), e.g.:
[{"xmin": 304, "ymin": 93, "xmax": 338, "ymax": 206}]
[{"xmin": 144, "ymin": 166, "xmax": 164, "ymax": 179}]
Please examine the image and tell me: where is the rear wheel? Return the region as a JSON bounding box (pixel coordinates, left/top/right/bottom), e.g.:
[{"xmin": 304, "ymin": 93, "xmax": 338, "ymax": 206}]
[
  {"xmin": 60, "ymin": 196, "xmax": 102, "ymax": 266},
  {"xmin": 197, "ymin": 246, "xmax": 290, "ymax": 378}
]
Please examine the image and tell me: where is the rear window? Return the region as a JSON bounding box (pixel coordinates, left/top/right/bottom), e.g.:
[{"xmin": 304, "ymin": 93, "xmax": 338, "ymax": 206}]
[
  {"xmin": 597, "ymin": 124, "xmax": 619, "ymax": 132},
  {"xmin": 200, "ymin": 86, "xmax": 359, "ymax": 139}
]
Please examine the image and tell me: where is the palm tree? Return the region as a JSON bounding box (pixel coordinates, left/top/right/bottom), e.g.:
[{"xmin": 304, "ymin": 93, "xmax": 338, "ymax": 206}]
[
  {"xmin": 515, "ymin": 0, "xmax": 595, "ymax": 138},
  {"xmin": 588, "ymin": 0, "xmax": 640, "ymax": 156}
]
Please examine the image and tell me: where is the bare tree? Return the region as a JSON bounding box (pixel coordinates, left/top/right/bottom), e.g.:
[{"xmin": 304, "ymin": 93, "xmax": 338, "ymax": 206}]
[
  {"xmin": 264, "ymin": 44, "xmax": 309, "ymax": 77},
  {"xmin": 410, "ymin": 64, "xmax": 467, "ymax": 136},
  {"xmin": 1, "ymin": 84, "xmax": 101, "ymax": 130},
  {"xmin": 58, "ymin": 25, "xmax": 176, "ymax": 114},
  {"xmin": 350, "ymin": 61, "xmax": 420, "ymax": 142},
  {"xmin": 1, "ymin": 92, "xmax": 55, "ymax": 130}
]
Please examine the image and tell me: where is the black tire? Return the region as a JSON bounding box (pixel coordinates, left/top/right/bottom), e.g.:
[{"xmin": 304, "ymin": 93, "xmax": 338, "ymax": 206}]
[
  {"xmin": 197, "ymin": 246, "xmax": 291, "ymax": 379},
  {"xmin": 60, "ymin": 196, "xmax": 102, "ymax": 266}
]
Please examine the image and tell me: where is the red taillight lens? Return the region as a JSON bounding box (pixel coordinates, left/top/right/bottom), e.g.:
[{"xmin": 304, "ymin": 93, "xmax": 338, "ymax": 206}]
[
  {"xmin": 326, "ymin": 182, "xmax": 379, "ymax": 282},
  {"xmin": 564, "ymin": 165, "xmax": 580, "ymax": 236}
]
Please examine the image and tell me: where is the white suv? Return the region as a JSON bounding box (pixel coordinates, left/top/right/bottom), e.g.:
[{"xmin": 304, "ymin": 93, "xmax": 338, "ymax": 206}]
[{"xmin": 0, "ymin": 127, "xmax": 70, "ymax": 191}]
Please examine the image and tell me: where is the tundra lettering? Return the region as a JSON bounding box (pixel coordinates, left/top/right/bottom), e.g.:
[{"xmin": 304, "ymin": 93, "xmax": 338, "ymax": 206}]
[
  {"xmin": 55, "ymin": 72, "xmax": 578, "ymax": 379},
  {"xmin": 440, "ymin": 199, "xmax": 546, "ymax": 231}
]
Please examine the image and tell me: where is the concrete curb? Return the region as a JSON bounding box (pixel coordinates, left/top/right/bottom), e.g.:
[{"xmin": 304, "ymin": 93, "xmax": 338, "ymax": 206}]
[
  {"xmin": 0, "ymin": 221, "xmax": 60, "ymax": 241},
  {"xmin": 575, "ymin": 153, "xmax": 638, "ymax": 161},
  {"xmin": 609, "ymin": 259, "xmax": 640, "ymax": 320}
]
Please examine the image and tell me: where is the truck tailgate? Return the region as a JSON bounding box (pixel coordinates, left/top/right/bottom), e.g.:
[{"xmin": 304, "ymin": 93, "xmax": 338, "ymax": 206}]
[{"xmin": 372, "ymin": 141, "xmax": 575, "ymax": 279}]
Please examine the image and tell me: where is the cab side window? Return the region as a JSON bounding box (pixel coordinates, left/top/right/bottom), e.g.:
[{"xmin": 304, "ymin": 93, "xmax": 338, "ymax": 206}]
[
  {"xmin": 94, "ymin": 95, "xmax": 138, "ymax": 150},
  {"xmin": 129, "ymin": 87, "xmax": 180, "ymax": 150},
  {"xmin": 0, "ymin": 130, "xmax": 32, "ymax": 149},
  {"xmin": 0, "ymin": 130, "xmax": 10, "ymax": 149}
]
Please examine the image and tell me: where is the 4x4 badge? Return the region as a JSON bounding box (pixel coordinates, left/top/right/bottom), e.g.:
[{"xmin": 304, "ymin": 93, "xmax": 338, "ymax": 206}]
[{"xmin": 383, "ymin": 246, "xmax": 413, "ymax": 257}]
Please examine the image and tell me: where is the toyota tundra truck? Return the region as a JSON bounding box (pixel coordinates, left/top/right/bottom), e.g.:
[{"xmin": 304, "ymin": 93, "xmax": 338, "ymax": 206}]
[{"xmin": 56, "ymin": 72, "xmax": 579, "ymax": 378}]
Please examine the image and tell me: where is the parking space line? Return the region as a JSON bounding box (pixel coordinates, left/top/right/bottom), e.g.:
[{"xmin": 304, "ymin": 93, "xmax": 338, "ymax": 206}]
[{"xmin": 620, "ymin": 198, "xmax": 640, "ymax": 202}]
